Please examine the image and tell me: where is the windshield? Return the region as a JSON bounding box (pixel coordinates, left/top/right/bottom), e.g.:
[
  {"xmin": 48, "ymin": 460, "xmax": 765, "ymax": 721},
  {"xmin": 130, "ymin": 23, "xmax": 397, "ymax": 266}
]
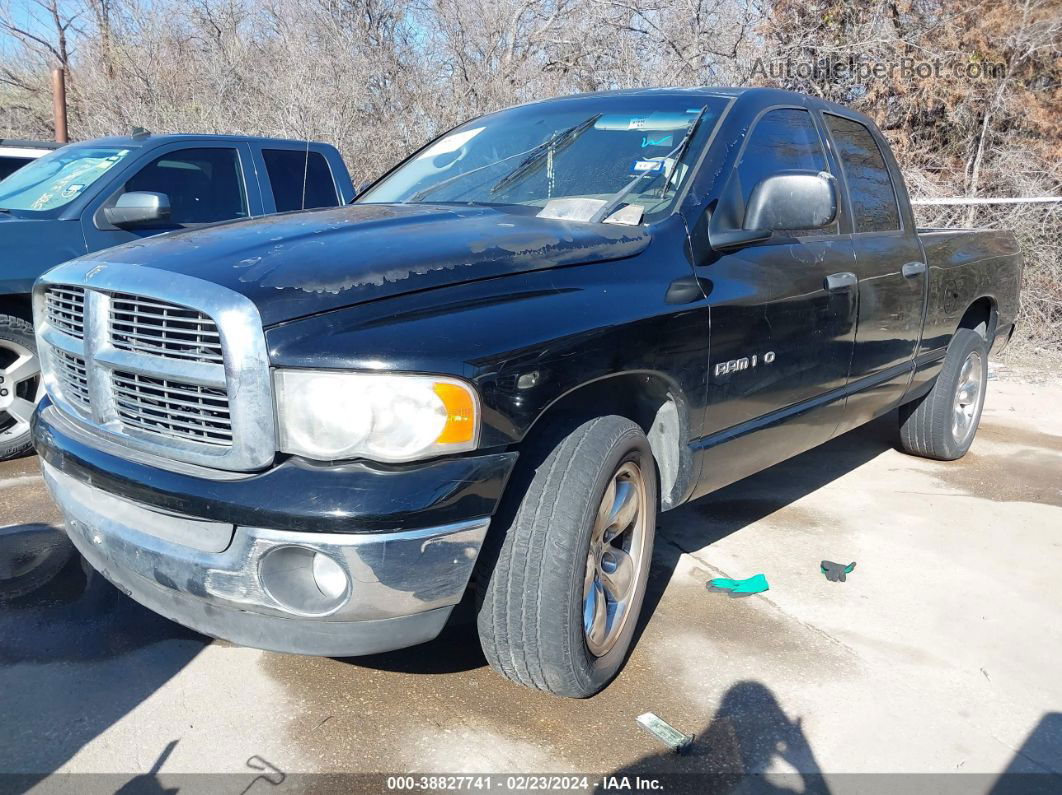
[
  {"xmin": 0, "ymin": 146, "xmax": 133, "ymax": 214},
  {"xmin": 360, "ymin": 95, "xmax": 729, "ymax": 223}
]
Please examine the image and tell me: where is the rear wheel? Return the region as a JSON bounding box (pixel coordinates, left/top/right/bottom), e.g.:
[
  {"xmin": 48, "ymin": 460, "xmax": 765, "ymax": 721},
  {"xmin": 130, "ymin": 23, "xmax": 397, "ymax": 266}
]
[
  {"xmin": 477, "ymin": 415, "xmax": 657, "ymax": 697},
  {"xmin": 0, "ymin": 314, "xmax": 43, "ymax": 461},
  {"xmin": 898, "ymin": 328, "xmax": 988, "ymax": 461}
]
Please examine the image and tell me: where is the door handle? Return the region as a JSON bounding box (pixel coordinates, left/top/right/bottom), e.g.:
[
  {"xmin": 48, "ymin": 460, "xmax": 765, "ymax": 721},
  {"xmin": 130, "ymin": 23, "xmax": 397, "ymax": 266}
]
[
  {"xmin": 824, "ymin": 272, "xmax": 857, "ymax": 292},
  {"xmin": 902, "ymin": 261, "xmax": 927, "ymax": 279}
]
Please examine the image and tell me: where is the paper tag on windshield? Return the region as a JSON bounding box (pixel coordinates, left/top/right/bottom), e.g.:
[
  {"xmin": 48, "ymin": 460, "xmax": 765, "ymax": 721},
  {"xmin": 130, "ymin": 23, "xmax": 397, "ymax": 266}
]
[
  {"xmin": 630, "ymin": 159, "xmax": 664, "ymax": 176},
  {"xmin": 417, "ymin": 127, "xmax": 484, "ymax": 160}
]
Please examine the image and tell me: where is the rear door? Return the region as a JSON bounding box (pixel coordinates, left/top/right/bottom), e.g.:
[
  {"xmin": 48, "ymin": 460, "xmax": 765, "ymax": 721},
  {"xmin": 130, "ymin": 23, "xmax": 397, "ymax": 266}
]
[
  {"xmin": 690, "ymin": 106, "xmax": 858, "ymax": 497},
  {"xmin": 254, "ymin": 146, "xmax": 342, "ymax": 214},
  {"xmin": 822, "ymin": 113, "xmax": 927, "ymax": 430}
]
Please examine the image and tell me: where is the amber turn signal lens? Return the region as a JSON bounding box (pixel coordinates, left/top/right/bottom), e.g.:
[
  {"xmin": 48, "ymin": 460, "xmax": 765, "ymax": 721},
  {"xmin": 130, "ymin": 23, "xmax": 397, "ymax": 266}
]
[{"xmin": 433, "ymin": 382, "xmax": 477, "ymax": 445}]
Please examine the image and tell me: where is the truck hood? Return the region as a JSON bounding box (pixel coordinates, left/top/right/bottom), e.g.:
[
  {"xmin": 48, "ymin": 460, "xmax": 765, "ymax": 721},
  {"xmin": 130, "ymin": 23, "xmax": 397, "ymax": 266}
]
[
  {"xmin": 90, "ymin": 203, "xmax": 651, "ymax": 326},
  {"xmin": 0, "ymin": 215, "xmax": 86, "ymax": 294}
]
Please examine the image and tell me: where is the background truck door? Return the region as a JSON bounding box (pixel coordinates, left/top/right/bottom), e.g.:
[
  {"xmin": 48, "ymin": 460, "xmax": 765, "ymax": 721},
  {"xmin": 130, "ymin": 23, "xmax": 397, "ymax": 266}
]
[
  {"xmin": 690, "ymin": 107, "xmax": 858, "ymax": 498},
  {"xmin": 823, "ymin": 113, "xmax": 928, "ymax": 432},
  {"xmin": 253, "ymin": 145, "xmax": 343, "ymax": 213},
  {"xmin": 83, "ymin": 143, "xmax": 262, "ymax": 250}
]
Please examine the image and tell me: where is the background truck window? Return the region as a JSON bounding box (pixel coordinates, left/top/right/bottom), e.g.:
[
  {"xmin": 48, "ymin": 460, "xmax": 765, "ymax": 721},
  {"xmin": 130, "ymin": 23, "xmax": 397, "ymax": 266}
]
[
  {"xmin": 0, "ymin": 157, "xmax": 32, "ymax": 180},
  {"xmin": 262, "ymin": 149, "xmax": 339, "ymax": 212},
  {"xmin": 735, "ymin": 108, "xmax": 837, "ymax": 236},
  {"xmin": 124, "ymin": 147, "xmax": 247, "ymax": 225},
  {"xmin": 825, "ymin": 114, "xmax": 902, "ymax": 233}
]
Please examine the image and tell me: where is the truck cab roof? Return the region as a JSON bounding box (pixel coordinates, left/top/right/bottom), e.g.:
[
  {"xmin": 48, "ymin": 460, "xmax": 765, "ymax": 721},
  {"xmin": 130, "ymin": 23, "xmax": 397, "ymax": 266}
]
[
  {"xmin": 519, "ymin": 86, "xmax": 878, "ymax": 127},
  {"xmin": 74, "ymin": 133, "xmax": 338, "ymax": 149}
]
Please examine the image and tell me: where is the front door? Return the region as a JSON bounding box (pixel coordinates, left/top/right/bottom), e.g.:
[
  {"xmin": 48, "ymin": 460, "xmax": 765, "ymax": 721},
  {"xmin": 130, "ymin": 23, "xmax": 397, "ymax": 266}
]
[
  {"xmin": 84, "ymin": 145, "xmax": 252, "ymax": 251},
  {"xmin": 689, "ymin": 107, "xmax": 858, "ymax": 498}
]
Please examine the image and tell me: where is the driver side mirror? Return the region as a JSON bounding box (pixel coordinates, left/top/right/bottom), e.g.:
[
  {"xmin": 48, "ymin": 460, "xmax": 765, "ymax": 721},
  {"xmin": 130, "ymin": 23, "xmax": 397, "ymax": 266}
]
[
  {"xmin": 103, "ymin": 191, "xmax": 171, "ymax": 228},
  {"xmin": 709, "ymin": 171, "xmax": 837, "ymax": 250}
]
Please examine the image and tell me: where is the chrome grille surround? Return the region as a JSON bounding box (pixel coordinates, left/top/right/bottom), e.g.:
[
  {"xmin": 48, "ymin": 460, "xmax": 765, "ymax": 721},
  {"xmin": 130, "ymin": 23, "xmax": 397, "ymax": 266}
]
[{"xmin": 34, "ymin": 261, "xmax": 275, "ymax": 472}]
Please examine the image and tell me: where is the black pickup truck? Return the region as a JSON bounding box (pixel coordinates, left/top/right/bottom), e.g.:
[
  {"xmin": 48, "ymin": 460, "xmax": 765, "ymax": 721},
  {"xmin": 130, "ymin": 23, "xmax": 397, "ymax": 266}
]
[{"xmin": 32, "ymin": 88, "xmax": 1022, "ymax": 697}]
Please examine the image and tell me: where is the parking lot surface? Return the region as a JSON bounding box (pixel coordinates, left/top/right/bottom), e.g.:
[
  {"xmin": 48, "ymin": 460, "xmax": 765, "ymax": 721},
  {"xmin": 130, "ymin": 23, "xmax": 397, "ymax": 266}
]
[{"xmin": 1, "ymin": 364, "xmax": 1060, "ymax": 791}]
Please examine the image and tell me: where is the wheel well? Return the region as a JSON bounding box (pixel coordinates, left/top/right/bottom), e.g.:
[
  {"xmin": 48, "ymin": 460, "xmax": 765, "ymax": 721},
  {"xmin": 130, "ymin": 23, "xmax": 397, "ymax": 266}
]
[
  {"xmin": 524, "ymin": 373, "xmax": 687, "ymax": 510},
  {"xmin": 958, "ymin": 297, "xmax": 996, "ymax": 342},
  {"xmin": 0, "ymin": 294, "xmax": 33, "ymax": 323}
]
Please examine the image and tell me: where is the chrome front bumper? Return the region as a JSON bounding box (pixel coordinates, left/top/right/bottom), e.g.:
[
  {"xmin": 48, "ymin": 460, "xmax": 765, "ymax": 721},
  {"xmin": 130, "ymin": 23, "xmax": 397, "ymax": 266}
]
[{"xmin": 42, "ymin": 462, "xmax": 490, "ymax": 656}]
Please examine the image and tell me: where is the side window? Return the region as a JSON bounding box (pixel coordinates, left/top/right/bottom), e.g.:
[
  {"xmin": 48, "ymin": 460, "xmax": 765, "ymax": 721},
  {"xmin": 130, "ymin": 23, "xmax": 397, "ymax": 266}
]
[
  {"xmin": 262, "ymin": 149, "xmax": 339, "ymax": 212},
  {"xmin": 124, "ymin": 148, "xmax": 247, "ymax": 225},
  {"xmin": 825, "ymin": 115, "xmax": 900, "ymax": 233},
  {"xmin": 735, "ymin": 108, "xmax": 835, "ymax": 235},
  {"xmin": 0, "ymin": 157, "xmax": 33, "ymax": 180}
]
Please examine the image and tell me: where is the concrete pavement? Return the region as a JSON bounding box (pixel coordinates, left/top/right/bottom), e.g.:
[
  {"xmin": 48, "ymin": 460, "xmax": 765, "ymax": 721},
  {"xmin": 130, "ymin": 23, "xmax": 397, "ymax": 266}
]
[{"xmin": 0, "ymin": 364, "xmax": 1059, "ymax": 790}]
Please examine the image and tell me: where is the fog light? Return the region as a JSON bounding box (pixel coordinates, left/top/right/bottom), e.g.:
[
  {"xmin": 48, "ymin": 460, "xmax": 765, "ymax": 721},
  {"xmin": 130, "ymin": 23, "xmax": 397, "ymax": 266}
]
[
  {"xmin": 312, "ymin": 552, "xmax": 348, "ymax": 600},
  {"xmin": 259, "ymin": 546, "xmax": 350, "ymax": 616}
]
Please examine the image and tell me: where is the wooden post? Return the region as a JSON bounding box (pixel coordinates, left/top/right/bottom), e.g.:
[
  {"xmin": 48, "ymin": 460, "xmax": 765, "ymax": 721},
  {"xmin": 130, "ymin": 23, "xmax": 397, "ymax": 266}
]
[{"xmin": 52, "ymin": 68, "xmax": 68, "ymax": 144}]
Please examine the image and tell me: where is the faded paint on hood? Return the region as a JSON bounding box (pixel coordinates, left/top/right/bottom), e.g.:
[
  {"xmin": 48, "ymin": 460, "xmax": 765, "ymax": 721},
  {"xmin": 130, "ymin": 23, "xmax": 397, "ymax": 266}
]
[{"xmin": 87, "ymin": 203, "xmax": 651, "ymax": 326}]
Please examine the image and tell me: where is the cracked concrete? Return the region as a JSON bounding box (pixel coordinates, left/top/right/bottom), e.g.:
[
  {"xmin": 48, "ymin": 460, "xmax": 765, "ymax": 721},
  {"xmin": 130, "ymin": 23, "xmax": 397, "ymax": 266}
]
[{"xmin": 0, "ymin": 364, "xmax": 1059, "ymax": 789}]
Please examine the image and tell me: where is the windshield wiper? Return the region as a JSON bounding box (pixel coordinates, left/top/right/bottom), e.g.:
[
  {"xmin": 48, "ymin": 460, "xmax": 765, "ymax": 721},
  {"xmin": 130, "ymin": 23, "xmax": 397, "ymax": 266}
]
[
  {"xmin": 589, "ymin": 106, "xmax": 709, "ymax": 224},
  {"xmin": 407, "ymin": 113, "xmax": 602, "ymax": 204},
  {"xmin": 489, "ymin": 113, "xmax": 602, "ymax": 196}
]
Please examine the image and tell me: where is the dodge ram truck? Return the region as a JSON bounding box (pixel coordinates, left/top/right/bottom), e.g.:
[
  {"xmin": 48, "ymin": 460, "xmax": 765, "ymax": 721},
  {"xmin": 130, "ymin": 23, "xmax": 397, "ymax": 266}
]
[
  {"xmin": 0, "ymin": 133, "xmax": 354, "ymax": 461},
  {"xmin": 32, "ymin": 88, "xmax": 1022, "ymax": 697}
]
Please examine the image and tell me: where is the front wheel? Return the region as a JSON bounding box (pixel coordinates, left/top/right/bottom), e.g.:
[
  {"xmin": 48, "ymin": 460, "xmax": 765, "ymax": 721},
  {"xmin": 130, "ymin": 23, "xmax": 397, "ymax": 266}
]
[
  {"xmin": 477, "ymin": 415, "xmax": 657, "ymax": 697},
  {"xmin": 898, "ymin": 328, "xmax": 989, "ymax": 461},
  {"xmin": 0, "ymin": 313, "xmax": 44, "ymax": 461}
]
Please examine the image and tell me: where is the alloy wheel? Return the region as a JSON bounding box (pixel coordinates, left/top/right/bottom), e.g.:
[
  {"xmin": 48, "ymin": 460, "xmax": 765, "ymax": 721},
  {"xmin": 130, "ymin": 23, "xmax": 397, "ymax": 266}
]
[
  {"xmin": 951, "ymin": 350, "xmax": 983, "ymax": 445},
  {"xmin": 583, "ymin": 459, "xmax": 650, "ymax": 657},
  {"xmin": 0, "ymin": 338, "xmax": 42, "ymax": 443}
]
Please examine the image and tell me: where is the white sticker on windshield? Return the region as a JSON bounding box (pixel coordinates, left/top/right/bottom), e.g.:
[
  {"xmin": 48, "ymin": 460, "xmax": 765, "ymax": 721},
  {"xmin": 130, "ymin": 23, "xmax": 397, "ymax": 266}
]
[{"xmin": 417, "ymin": 127, "xmax": 485, "ymax": 160}]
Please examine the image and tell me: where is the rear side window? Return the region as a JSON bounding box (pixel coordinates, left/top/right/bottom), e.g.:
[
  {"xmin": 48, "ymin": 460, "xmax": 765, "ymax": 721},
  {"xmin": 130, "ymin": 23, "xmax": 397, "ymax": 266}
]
[
  {"xmin": 0, "ymin": 157, "xmax": 33, "ymax": 180},
  {"xmin": 736, "ymin": 108, "xmax": 835, "ymax": 235},
  {"xmin": 825, "ymin": 115, "xmax": 900, "ymax": 233},
  {"xmin": 125, "ymin": 147, "xmax": 247, "ymax": 225},
  {"xmin": 263, "ymin": 149, "xmax": 339, "ymax": 212}
]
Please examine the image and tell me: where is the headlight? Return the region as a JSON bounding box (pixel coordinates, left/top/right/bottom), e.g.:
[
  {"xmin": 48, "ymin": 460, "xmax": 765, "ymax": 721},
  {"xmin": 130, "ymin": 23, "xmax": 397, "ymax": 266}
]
[{"xmin": 274, "ymin": 370, "xmax": 480, "ymax": 463}]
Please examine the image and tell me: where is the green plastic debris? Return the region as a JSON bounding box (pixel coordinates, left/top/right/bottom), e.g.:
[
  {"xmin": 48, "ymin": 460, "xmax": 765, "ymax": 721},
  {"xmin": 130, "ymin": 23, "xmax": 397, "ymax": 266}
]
[
  {"xmin": 821, "ymin": 561, "xmax": 856, "ymax": 582},
  {"xmin": 707, "ymin": 573, "xmax": 769, "ymax": 595}
]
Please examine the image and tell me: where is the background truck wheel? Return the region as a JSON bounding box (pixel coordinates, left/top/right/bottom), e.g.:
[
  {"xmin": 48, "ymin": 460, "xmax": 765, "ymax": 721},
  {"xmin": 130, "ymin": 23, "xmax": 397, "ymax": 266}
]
[
  {"xmin": 0, "ymin": 524, "xmax": 75, "ymax": 601},
  {"xmin": 0, "ymin": 313, "xmax": 43, "ymax": 461},
  {"xmin": 898, "ymin": 328, "xmax": 989, "ymax": 461},
  {"xmin": 476, "ymin": 415, "xmax": 657, "ymax": 698}
]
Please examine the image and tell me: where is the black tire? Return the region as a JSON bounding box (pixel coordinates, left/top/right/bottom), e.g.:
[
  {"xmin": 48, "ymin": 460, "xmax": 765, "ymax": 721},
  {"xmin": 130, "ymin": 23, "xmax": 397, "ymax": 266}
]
[
  {"xmin": 898, "ymin": 328, "xmax": 989, "ymax": 461},
  {"xmin": 0, "ymin": 526, "xmax": 75, "ymax": 602},
  {"xmin": 476, "ymin": 415, "xmax": 657, "ymax": 698},
  {"xmin": 0, "ymin": 313, "xmax": 42, "ymax": 461}
]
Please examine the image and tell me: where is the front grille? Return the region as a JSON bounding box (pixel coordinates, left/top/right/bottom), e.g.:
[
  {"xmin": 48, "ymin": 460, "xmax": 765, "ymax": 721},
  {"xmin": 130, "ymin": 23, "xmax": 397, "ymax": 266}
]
[
  {"xmin": 51, "ymin": 349, "xmax": 90, "ymax": 412},
  {"xmin": 112, "ymin": 370, "xmax": 233, "ymax": 447},
  {"xmin": 45, "ymin": 286, "xmax": 85, "ymax": 339},
  {"xmin": 36, "ymin": 263, "xmax": 274, "ymax": 472},
  {"xmin": 110, "ymin": 293, "xmax": 224, "ymax": 364}
]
